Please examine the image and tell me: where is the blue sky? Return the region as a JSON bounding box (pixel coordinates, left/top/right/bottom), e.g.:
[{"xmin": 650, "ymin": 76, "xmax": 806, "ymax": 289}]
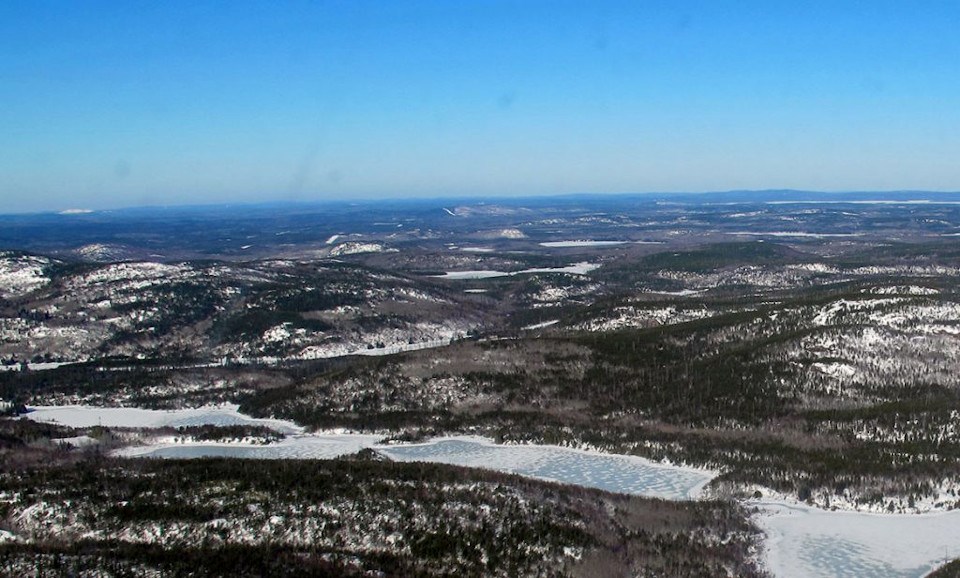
[{"xmin": 2, "ymin": 1, "xmax": 960, "ymax": 212}]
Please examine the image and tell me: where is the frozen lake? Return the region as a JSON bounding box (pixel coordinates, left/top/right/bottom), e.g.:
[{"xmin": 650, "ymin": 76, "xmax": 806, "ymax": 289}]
[
  {"xmin": 22, "ymin": 404, "xmax": 960, "ymax": 577},
  {"xmin": 432, "ymin": 261, "xmax": 599, "ymax": 280},
  {"xmin": 377, "ymin": 438, "xmax": 712, "ymax": 500},
  {"xmin": 120, "ymin": 433, "xmax": 384, "ymax": 460},
  {"xmin": 119, "ymin": 435, "xmax": 712, "ymax": 501},
  {"xmin": 539, "ymin": 240, "xmax": 627, "ymax": 247},
  {"xmin": 756, "ymin": 501, "xmax": 960, "ymax": 578},
  {"xmin": 24, "ymin": 404, "xmax": 303, "ymax": 435},
  {"xmin": 538, "ymin": 240, "xmax": 663, "ymax": 247}
]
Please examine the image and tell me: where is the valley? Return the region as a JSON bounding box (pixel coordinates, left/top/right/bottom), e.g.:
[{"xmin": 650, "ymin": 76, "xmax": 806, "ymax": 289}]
[{"xmin": 4, "ymin": 192, "xmax": 960, "ymax": 576}]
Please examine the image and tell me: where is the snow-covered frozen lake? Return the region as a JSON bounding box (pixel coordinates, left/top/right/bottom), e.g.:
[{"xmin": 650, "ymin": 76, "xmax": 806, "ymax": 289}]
[
  {"xmin": 539, "ymin": 240, "xmax": 627, "ymax": 247},
  {"xmin": 538, "ymin": 240, "xmax": 663, "ymax": 247},
  {"xmin": 21, "ymin": 404, "xmax": 960, "ymax": 577},
  {"xmin": 24, "ymin": 404, "xmax": 304, "ymax": 435},
  {"xmin": 432, "ymin": 261, "xmax": 599, "ymax": 280},
  {"xmin": 119, "ymin": 433, "xmax": 384, "ymax": 460},
  {"xmin": 24, "ymin": 405, "xmax": 711, "ymax": 500},
  {"xmin": 124, "ymin": 436, "xmax": 712, "ymax": 501},
  {"xmin": 377, "ymin": 438, "xmax": 712, "ymax": 500},
  {"xmin": 756, "ymin": 501, "xmax": 960, "ymax": 578}
]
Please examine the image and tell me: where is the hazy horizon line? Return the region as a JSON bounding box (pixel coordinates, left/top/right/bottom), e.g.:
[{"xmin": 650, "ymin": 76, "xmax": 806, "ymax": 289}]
[{"xmin": 8, "ymin": 188, "xmax": 960, "ymax": 218}]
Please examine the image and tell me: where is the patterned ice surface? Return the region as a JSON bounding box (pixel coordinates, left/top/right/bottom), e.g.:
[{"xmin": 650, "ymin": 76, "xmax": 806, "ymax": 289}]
[
  {"xmin": 24, "ymin": 405, "xmax": 303, "ymax": 435},
  {"xmin": 756, "ymin": 501, "xmax": 960, "ymax": 578},
  {"xmin": 125, "ymin": 434, "xmax": 383, "ymax": 460},
  {"xmin": 125, "ymin": 434, "xmax": 713, "ymax": 500},
  {"xmin": 378, "ymin": 438, "xmax": 712, "ymax": 500},
  {"xmin": 34, "ymin": 404, "xmax": 960, "ymax": 578}
]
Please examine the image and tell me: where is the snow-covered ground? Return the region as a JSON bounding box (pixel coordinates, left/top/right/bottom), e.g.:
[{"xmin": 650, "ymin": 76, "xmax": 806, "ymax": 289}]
[
  {"xmin": 54, "ymin": 435, "xmax": 99, "ymax": 448},
  {"xmin": 530, "ymin": 283, "xmax": 600, "ymax": 305},
  {"xmin": 293, "ymin": 322, "xmax": 471, "ymax": 360},
  {"xmin": 522, "ymin": 320, "xmax": 559, "ymax": 330},
  {"xmin": 0, "ymin": 253, "xmax": 53, "ymax": 298},
  {"xmin": 0, "ymin": 361, "xmax": 80, "ymax": 372},
  {"xmin": 870, "ymin": 285, "xmax": 940, "ymax": 296},
  {"xmin": 755, "ymin": 500, "xmax": 960, "ymax": 578},
  {"xmin": 351, "ymin": 336, "xmax": 460, "ymax": 357},
  {"xmin": 577, "ymin": 305, "xmax": 718, "ymax": 331},
  {"xmin": 329, "ymin": 242, "xmax": 394, "ymax": 256},
  {"xmin": 475, "ymin": 228, "xmax": 526, "ymax": 239},
  {"xmin": 67, "ymin": 262, "xmax": 192, "ymax": 290}
]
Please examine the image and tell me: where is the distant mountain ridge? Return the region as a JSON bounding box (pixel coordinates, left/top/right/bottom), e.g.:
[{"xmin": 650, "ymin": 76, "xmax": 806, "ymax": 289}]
[{"xmin": 6, "ymin": 189, "xmax": 960, "ymax": 220}]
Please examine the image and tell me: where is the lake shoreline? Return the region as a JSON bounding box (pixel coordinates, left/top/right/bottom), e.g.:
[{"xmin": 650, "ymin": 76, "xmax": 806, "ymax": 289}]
[{"xmin": 21, "ymin": 403, "xmax": 960, "ymax": 578}]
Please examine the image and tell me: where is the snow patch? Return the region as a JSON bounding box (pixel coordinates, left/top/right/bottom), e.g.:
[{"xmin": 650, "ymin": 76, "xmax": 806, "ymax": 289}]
[
  {"xmin": 522, "ymin": 320, "xmax": 559, "ymax": 330},
  {"xmin": 329, "ymin": 242, "xmax": 393, "ymax": 256},
  {"xmin": 870, "ymin": 285, "xmax": 940, "ymax": 296},
  {"xmin": 0, "ymin": 254, "xmax": 52, "ymax": 298}
]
